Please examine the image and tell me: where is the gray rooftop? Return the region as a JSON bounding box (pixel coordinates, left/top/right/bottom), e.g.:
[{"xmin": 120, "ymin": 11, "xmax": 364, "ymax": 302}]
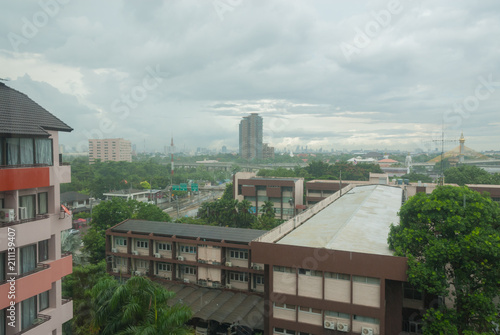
[
  {"xmin": 0, "ymin": 82, "xmax": 73, "ymax": 136},
  {"xmin": 111, "ymin": 219, "xmax": 266, "ymax": 243},
  {"xmin": 277, "ymin": 185, "xmax": 402, "ymax": 256},
  {"xmin": 60, "ymin": 191, "xmax": 90, "ymax": 203}
]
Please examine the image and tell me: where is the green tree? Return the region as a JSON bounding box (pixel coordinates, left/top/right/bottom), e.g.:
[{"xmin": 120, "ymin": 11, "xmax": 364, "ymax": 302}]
[
  {"xmin": 400, "ymin": 172, "xmax": 433, "ymax": 183},
  {"xmin": 221, "ymin": 183, "xmax": 234, "ymax": 201},
  {"xmin": 63, "ymin": 261, "xmax": 110, "ymax": 335},
  {"xmin": 236, "ymin": 199, "xmax": 255, "ymax": 228},
  {"xmin": 388, "ymin": 186, "xmax": 500, "ymax": 334},
  {"xmin": 83, "ymin": 198, "xmax": 171, "ymax": 264},
  {"xmin": 90, "ymin": 276, "xmax": 192, "ymax": 335},
  {"xmin": 444, "ymin": 165, "xmax": 498, "ymax": 186}
]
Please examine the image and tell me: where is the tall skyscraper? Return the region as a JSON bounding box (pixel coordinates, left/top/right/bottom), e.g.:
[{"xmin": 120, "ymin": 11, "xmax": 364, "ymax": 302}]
[{"xmin": 239, "ymin": 113, "xmax": 263, "ymax": 160}]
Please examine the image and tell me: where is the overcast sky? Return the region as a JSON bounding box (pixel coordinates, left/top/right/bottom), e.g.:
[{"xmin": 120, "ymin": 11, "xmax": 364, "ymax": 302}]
[{"xmin": 1, "ymin": 0, "xmax": 500, "ymax": 153}]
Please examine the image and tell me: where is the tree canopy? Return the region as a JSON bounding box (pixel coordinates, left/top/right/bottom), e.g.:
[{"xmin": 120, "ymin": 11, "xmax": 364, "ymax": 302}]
[
  {"xmin": 90, "ymin": 276, "xmax": 192, "ymax": 335},
  {"xmin": 388, "ymin": 186, "xmax": 500, "ymax": 334},
  {"xmin": 444, "ymin": 165, "xmax": 500, "ymax": 186},
  {"xmin": 83, "ymin": 198, "xmax": 171, "ymax": 264}
]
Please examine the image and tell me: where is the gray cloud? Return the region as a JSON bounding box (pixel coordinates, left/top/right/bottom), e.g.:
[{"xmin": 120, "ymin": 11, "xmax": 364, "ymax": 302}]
[{"xmin": 1, "ymin": 0, "xmax": 499, "ymax": 152}]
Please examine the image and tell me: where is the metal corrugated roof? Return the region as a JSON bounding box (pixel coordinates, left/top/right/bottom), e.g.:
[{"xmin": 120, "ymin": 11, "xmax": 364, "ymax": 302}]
[
  {"xmin": 0, "ymin": 82, "xmax": 73, "ymax": 136},
  {"xmin": 112, "ymin": 219, "xmax": 266, "ymax": 243},
  {"xmin": 207, "ymin": 293, "xmax": 248, "ymax": 323},
  {"xmin": 159, "ymin": 282, "xmax": 264, "ymax": 330}
]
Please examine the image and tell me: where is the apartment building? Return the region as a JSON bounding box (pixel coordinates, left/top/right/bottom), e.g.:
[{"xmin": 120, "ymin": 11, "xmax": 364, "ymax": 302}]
[
  {"xmin": 233, "ymin": 172, "xmax": 304, "ymax": 220},
  {"xmin": 0, "ymin": 82, "xmax": 73, "ymax": 334},
  {"xmin": 105, "ymin": 219, "xmax": 266, "ymax": 333},
  {"xmin": 252, "ymin": 184, "xmax": 416, "ymax": 335},
  {"xmin": 88, "ymin": 138, "xmax": 132, "ymax": 163}
]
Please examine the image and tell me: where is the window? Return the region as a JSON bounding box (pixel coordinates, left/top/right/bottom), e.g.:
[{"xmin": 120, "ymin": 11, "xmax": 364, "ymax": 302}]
[
  {"xmin": 38, "ymin": 192, "xmax": 48, "ymax": 215},
  {"xmin": 136, "ymin": 260, "xmax": 148, "ymax": 268},
  {"xmin": 0, "ymin": 253, "xmax": 5, "ymax": 282},
  {"xmin": 6, "ymin": 138, "xmax": 20, "ymax": 165},
  {"xmin": 38, "ymin": 239, "xmax": 49, "ymax": 262},
  {"xmin": 298, "ymin": 269, "xmax": 322, "ymax": 277},
  {"xmin": 274, "ymin": 302, "xmax": 296, "ymax": 310},
  {"xmin": 115, "ymin": 238, "xmax": 127, "ymax": 246},
  {"xmin": 184, "ymin": 266, "xmax": 197, "ymax": 275},
  {"xmin": 19, "ymin": 195, "xmax": 36, "ymax": 219},
  {"xmin": 325, "ymin": 272, "xmax": 350, "ymax": 280},
  {"xmin": 325, "ymin": 310, "xmax": 350, "ymax": 319},
  {"xmin": 35, "ymin": 138, "xmax": 53, "ymax": 165},
  {"xmin": 273, "ymin": 329, "xmax": 296, "ymax": 335},
  {"xmin": 353, "ymin": 275, "xmax": 380, "ymax": 285},
  {"xmin": 157, "ymin": 243, "xmax": 171, "ymax": 251},
  {"xmin": 230, "ymin": 249, "xmax": 248, "ymax": 259},
  {"xmin": 255, "ymin": 275, "xmax": 264, "ymax": 285},
  {"xmin": 299, "ymin": 306, "xmax": 321, "ymax": 314},
  {"xmin": 229, "ymin": 272, "xmax": 248, "ymax": 282},
  {"xmin": 404, "ymin": 282, "xmax": 423, "ymax": 300},
  {"xmin": 273, "ymin": 266, "xmax": 293, "ymax": 273},
  {"xmin": 353, "ymin": 315, "xmax": 380, "ymax": 324},
  {"xmin": 180, "ymin": 245, "xmax": 196, "ymax": 254},
  {"xmin": 21, "ymin": 296, "xmax": 37, "ymax": 330},
  {"xmin": 114, "ymin": 257, "xmax": 126, "ymax": 266},
  {"xmin": 20, "ymin": 138, "xmax": 34, "ymax": 165},
  {"xmin": 20, "ymin": 245, "xmax": 36, "ymax": 274},
  {"xmin": 157, "ymin": 263, "xmax": 171, "ymax": 272},
  {"xmin": 136, "ymin": 240, "xmax": 149, "ymax": 249},
  {"xmin": 1, "ymin": 308, "xmax": 5, "ymax": 335},
  {"xmin": 39, "ymin": 291, "xmax": 49, "ymax": 311}
]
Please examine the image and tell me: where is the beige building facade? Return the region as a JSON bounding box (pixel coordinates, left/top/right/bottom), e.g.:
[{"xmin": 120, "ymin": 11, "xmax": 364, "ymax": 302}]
[{"xmin": 88, "ymin": 138, "xmax": 132, "ymax": 163}]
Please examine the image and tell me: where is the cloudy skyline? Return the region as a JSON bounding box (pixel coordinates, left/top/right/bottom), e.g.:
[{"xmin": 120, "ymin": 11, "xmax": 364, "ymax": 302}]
[{"xmin": 1, "ymin": 0, "xmax": 500, "ymax": 153}]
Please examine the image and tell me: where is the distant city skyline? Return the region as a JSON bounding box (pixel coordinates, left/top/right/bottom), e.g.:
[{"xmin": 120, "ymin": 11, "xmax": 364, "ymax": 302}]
[{"xmin": 1, "ymin": 1, "xmax": 499, "ymax": 152}]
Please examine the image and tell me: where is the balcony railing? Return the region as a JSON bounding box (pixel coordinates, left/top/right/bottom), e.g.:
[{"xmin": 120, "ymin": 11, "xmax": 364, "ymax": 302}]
[
  {"xmin": 17, "ymin": 263, "xmax": 50, "ymax": 280},
  {"xmin": 0, "ymin": 163, "xmax": 52, "ymax": 170},
  {"xmin": 0, "ymin": 214, "xmax": 50, "ymax": 228},
  {"xmin": 14, "ymin": 314, "xmax": 51, "ymax": 335}
]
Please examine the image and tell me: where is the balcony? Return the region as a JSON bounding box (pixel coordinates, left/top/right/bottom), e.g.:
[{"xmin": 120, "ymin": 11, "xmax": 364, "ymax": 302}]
[
  {"xmin": 0, "ymin": 166, "xmax": 50, "ymax": 192},
  {"xmin": 0, "ymin": 214, "xmax": 50, "ymax": 229},
  {"xmin": 13, "ymin": 314, "xmax": 51, "ymax": 335},
  {"xmin": 0, "ymin": 255, "xmax": 72, "ymax": 310}
]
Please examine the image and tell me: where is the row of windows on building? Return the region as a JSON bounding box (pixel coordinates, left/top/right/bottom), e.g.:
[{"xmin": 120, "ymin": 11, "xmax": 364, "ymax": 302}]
[
  {"xmin": 0, "ymin": 240, "xmax": 50, "ymax": 281},
  {"xmin": 0, "ymin": 137, "xmax": 53, "ymax": 166},
  {"xmin": 274, "ymin": 266, "xmax": 380, "ymax": 284},
  {"xmin": 0, "ymin": 290, "xmax": 50, "ymax": 334},
  {"xmin": 113, "ymin": 257, "xmax": 264, "ymax": 283},
  {"xmin": 115, "ymin": 238, "xmax": 247, "ymax": 258},
  {"xmin": 0, "ymin": 192, "xmax": 49, "ymax": 221},
  {"xmin": 273, "ymin": 303, "xmax": 380, "ymax": 324}
]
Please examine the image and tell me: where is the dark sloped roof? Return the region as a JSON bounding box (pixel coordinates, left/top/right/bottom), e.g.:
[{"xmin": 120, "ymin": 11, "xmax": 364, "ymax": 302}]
[
  {"xmin": 159, "ymin": 282, "xmax": 264, "ymax": 330},
  {"xmin": 0, "ymin": 82, "xmax": 73, "ymax": 136},
  {"xmin": 111, "ymin": 219, "xmax": 266, "ymax": 243}
]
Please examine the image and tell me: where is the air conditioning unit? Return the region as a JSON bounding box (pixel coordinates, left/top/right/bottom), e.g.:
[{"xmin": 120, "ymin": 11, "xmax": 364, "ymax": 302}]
[
  {"xmin": 324, "ymin": 320, "xmax": 336, "ymax": 330},
  {"xmin": 177, "ymin": 256, "xmax": 184, "ymax": 261},
  {"xmin": 132, "ymin": 251, "xmax": 139, "ymax": 255},
  {"xmin": 112, "ymin": 248, "xmax": 118, "ymax": 253},
  {"xmin": 154, "ymin": 253, "xmax": 161, "ymax": 258},
  {"xmin": 225, "ymin": 262, "xmax": 232, "ymax": 267},
  {"xmin": 337, "ymin": 323, "xmax": 349, "ymax": 332},
  {"xmin": 226, "ymin": 284, "xmax": 232, "ymax": 289},
  {"xmin": 112, "ymin": 268, "xmax": 118, "ymax": 273},
  {"xmin": 0, "ymin": 208, "xmax": 15, "ymax": 223},
  {"xmin": 19, "ymin": 207, "xmax": 28, "ymax": 220},
  {"xmin": 183, "ymin": 278, "xmax": 190, "ymax": 283},
  {"xmin": 165, "ymin": 277, "xmax": 171, "ymax": 280},
  {"xmin": 134, "ymin": 271, "xmax": 142, "ymax": 276},
  {"xmin": 362, "ymin": 327, "xmax": 374, "ymax": 335},
  {"xmin": 253, "ymin": 264, "xmax": 261, "ymax": 270}
]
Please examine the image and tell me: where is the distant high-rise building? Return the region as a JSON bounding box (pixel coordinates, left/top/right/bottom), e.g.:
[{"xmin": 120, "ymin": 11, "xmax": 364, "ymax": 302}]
[
  {"xmin": 88, "ymin": 138, "xmax": 132, "ymax": 164},
  {"xmin": 239, "ymin": 113, "xmax": 263, "ymax": 160}
]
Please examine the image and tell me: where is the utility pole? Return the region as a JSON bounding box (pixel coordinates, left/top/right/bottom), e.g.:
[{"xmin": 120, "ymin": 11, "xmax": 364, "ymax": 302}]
[{"xmin": 431, "ymin": 125, "xmax": 458, "ymax": 186}]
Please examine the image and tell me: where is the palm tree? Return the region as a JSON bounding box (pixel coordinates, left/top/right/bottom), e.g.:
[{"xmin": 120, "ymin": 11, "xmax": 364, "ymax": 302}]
[
  {"xmin": 90, "ymin": 276, "xmax": 192, "ymax": 335},
  {"xmin": 237, "ymin": 199, "xmax": 255, "ymax": 228}
]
